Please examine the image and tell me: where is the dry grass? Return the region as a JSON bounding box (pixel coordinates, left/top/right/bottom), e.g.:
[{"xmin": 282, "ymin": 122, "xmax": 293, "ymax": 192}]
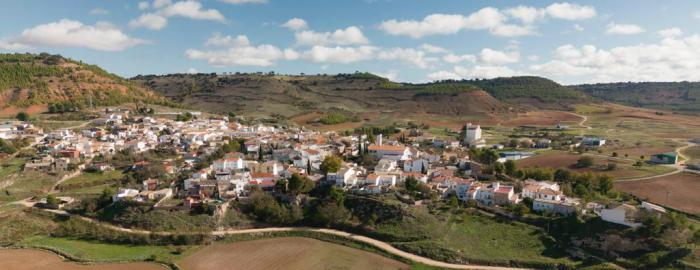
[{"xmin": 177, "ymin": 237, "xmax": 408, "ymax": 270}]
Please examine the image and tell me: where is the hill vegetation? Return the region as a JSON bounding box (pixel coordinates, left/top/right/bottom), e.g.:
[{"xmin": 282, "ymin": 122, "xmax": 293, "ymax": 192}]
[
  {"xmin": 132, "ymin": 72, "xmax": 507, "ymax": 119},
  {"xmin": 0, "ymin": 53, "xmax": 174, "ymax": 110},
  {"xmin": 463, "ymin": 76, "xmax": 588, "ymax": 109},
  {"xmin": 574, "ymin": 82, "xmax": 700, "ymax": 111}
]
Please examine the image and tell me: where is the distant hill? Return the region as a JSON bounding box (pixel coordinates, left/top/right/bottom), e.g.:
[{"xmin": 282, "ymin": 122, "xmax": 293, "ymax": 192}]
[
  {"xmin": 132, "ymin": 72, "xmax": 508, "ymax": 118},
  {"xmin": 462, "ymin": 76, "xmax": 588, "ymax": 109},
  {"xmin": 0, "ymin": 53, "xmax": 173, "ymax": 111},
  {"xmin": 132, "ymin": 73, "xmax": 590, "ymax": 119},
  {"xmin": 574, "ymin": 82, "xmax": 700, "ymax": 111}
]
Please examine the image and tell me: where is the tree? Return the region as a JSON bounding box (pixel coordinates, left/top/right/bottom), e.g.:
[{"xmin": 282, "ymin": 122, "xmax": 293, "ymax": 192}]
[
  {"xmin": 306, "ymin": 160, "xmax": 312, "ymax": 174},
  {"xmin": 320, "ymin": 156, "xmax": 342, "ymax": 174},
  {"xmin": 492, "ymin": 162, "xmax": 504, "ymax": 174},
  {"xmin": 504, "ymin": 160, "xmax": 517, "ymax": 176},
  {"xmin": 15, "ymin": 112, "xmax": 29, "ymax": 121},
  {"xmin": 288, "ymin": 173, "xmax": 314, "ymax": 195},
  {"xmin": 597, "ymin": 175, "xmax": 614, "ymax": 194},
  {"xmin": 554, "ymin": 169, "xmax": 571, "ymax": 182},
  {"xmin": 45, "ymin": 194, "xmax": 59, "ymax": 208},
  {"xmin": 576, "ymin": 156, "xmax": 594, "ymax": 168},
  {"xmin": 404, "ymin": 176, "xmax": 419, "ymax": 192},
  {"xmin": 311, "ymin": 201, "xmax": 350, "ymax": 227}
]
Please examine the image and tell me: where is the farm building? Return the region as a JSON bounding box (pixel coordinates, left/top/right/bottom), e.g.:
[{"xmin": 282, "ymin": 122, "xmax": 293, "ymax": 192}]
[
  {"xmin": 498, "ymin": 151, "xmax": 535, "ymax": 162},
  {"xmin": 650, "ymin": 152, "xmax": 678, "ymax": 164},
  {"xmin": 582, "ymin": 137, "xmax": 606, "ymax": 147}
]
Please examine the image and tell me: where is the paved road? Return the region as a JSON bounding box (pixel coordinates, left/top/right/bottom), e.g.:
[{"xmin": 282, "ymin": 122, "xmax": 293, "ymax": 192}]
[{"xmin": 30, "ymin": 206, "xmax": 526, "ymax": 270}]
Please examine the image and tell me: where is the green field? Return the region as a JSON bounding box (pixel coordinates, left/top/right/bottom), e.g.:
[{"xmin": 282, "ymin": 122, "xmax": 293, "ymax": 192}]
[
  {"xmin": 21, "ymin": 236, "xmax": 197, "ymax": 263},
  {"xmin": 0, "ymin": 171, "xmax": 59, "ymax": 202},
  {"xmin": 374, "ymin": 207, "xmax": 571, "ymax": 267},
  {"xmin": 59, "ymin": 170, "xmax": 123, "ymax": 188}
]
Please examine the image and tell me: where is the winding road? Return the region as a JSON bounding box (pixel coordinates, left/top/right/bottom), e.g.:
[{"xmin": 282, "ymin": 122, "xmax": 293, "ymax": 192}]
[{"xmin": 27, "ymin": 206, "xmax": 525, "ymax": 270}]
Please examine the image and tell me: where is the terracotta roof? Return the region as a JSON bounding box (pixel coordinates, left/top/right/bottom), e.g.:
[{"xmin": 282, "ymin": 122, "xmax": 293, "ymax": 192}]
[
  {"xmin": 368, "ymin": 145, "xmax": 405, "ymax": 151},
  {"xmin": 495, "ymin": 186, "xmax": 513, "ymax": 193}
]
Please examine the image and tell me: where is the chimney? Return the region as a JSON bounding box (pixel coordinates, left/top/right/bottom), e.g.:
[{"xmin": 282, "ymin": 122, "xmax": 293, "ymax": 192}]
[{"xmin": 377, "ymin": 134, "xmax": 383, "ymax": 146}]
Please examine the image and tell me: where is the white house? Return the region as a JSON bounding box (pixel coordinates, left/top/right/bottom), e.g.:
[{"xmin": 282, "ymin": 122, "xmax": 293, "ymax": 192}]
[
  {"xmin": 112, "ymin": 188, "xmax": 140, "ymax": 202},
  {"xmin": 328, "ymin": 165, "xmax": 360, "ymax": 187},
  {"xmin": 367, "ymin": 145, "xmax": 412, "ymax": 160},
  {"xmin": 600, "ymin": 204, "xmax": 642, "ymax": 227},
  {"xmin": 213, "ymin": 157, "xmax": 244, "ymax": 172},
  {"xmin": 463, "ymin": 123, "xmax": 486, "ymax": 148}
]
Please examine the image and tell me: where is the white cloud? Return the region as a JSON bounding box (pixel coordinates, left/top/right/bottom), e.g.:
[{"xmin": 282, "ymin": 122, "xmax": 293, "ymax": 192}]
[
  {"xmin": 219, "ymin": 0, "xmax": 268, "ymax": 4},
  {"xmin": 658, "ymin": 27, "xmax": 682, "ymax": 38},
  {"xmin": 295, "ymin": 26, "xmax": 369, "ymax": 46},
  {"xmin": 530, "ymin": 34, "xmax": 700, "ymax": 83},
  {"xmin": 479, "ymin": 48, "xmax": 519, "ymax": 64},
  {"xmin": 301, "ymin": 46, "xmax": 376, "ymax": 64},
  {"xmin": 455, "ymin": 65, "xmax": 521, "ymax": 79},
  {"xmin": 281, "ymin": 18, "xmax": 308, "ymax": 31},
  {"xmin": 130, "ymin": 0, "xmax": 225, "ymax": 30},
  {"xmin": 138, "ymin": 1, "xmax": 150, "ymax": 10},
  {"xmin": 377, "ymin": 48, "xmax": 436, "ymax": 69},
  {"xmin": 186, "ymin": 67, "xmax": 198, "ymax": 74},
  {"xmin": 443, "ymin": 53, "xmax": 476, "ymax": 64},
  {"xmin": 1, "ymin": 19, "xmax": 147, "ymax": 52},
  {"xmin": 375, "ymin": 70, "xmax": 399, "ymax": 81},
  {"xmin": 187, "ymin": 33, "xmax": 299, "ymax": 67},
  {"xmin": 379, "ymin": 4, "xmax": 595, "ymax": 38},
  {"xmin": 379, "ymin": 8, "xmax": 507, "ymax": 38},
  {"xmin": 153, "ymin": 0, "xmax": 173, "ymax": 9},
  {"xmin": 420, "ymin": 43, "xmax": 449, "ymax": 54},
  {"xmin": 505, "ymin": 6, "xmax": 544, "ymax": 24},
  {"xmin": 573, "ymin": 24, "xmax": 584, "ymax": 31},
  {"xmin": 205, "ymin": 33, "xmax": 250, "ymax": 47},
  {"xmin": 160, "ymin": 1, "xmax": 225, "ymax": 22},
  {"xmin": 129, "ymin": 13, "xmax": 168, "ymax": 30},
  {"xmin": 527, "ymin": 55, "xmax": 540, "ymax": 61},
  {"xmin": 89, "ymin": 8, "xmax": 109, "ymax": 15},
  {"xmin": 490, "ymin": 24, "xmax": 533, "ymax": 37},
  {"xmin": 606, "ymin": 22, "xmax": 645, "ymax": 35},
  {"xmin": 427, "ymin": 70, "xmax": 461, "ymax": 81},
  {"xmin": 545, "ymin": 2, "xmax": 596, "ymax": 20},
  {"xmin": 428, "ymin": 65, "xmax": 521, "ymax": 81}
]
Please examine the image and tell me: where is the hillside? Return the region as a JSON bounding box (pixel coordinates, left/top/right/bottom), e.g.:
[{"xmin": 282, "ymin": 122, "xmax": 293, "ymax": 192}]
[
  {"xmin": 462, "ymin": 76, "xmax": 588, "ymax": 109},
  {"xmin": 132, "ymin": 73, "xmax": 591, "ymax": 122},
  {"xmin": 132, "ymin": 73, "xmax": 508, "ymax": 119},
  {"xmin": 0, "ymin": 53, "xmax": 173, "ymax": 111},
  {"xmin": 574, "ymin": 82, "xmax": 700, "ymax": 111}
]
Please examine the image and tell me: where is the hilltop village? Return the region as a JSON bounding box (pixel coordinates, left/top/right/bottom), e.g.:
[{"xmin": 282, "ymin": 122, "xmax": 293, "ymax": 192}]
[{"xmin": 5, "ymin": 107, "xmax": 680, "ymax": 230}]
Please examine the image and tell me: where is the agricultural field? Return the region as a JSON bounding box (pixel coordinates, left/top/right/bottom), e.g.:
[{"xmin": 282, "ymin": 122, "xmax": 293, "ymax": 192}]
[
  {"xmin": 0, "ymin": 171, "xmax": 60, "ymax": 202},
  {"xmin": 373, "ymin": 207, "xmax": 571, "ymax": 266},
  {"xmin": 0, "ymin": 249, "xmax": 166, "ymax": 270},
  {"xmin": 58, "ymin": 171, "xmax": 124, "ymax": 190},
  {"xmin": 614, "ymin": 173, "xmax": 700, "ymax": 214},
  {"xmin": 682, "ymin": 145, "xmax": 700, "ymax": 162},
  {"xmin": 177, "ymin": 237, "xmax": 408, "ymax": 270},
  {"xmin": 516, "ymin": 151, "xmax": 676, "ymax": 180}
]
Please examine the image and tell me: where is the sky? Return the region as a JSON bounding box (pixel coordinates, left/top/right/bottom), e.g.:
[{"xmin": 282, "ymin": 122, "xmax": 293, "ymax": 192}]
[{"xmin": 2, "ymin": 0, "xmax": 700, "ymax": 84}]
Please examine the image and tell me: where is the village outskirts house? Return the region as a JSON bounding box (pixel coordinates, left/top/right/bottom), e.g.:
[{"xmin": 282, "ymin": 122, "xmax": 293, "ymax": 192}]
[{"xmin": 650, "ymin": 152, "xmax": 678, "ymax": 164}]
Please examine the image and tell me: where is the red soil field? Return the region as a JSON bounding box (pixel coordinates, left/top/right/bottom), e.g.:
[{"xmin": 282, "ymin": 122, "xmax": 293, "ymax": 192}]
[
  {"xmin": 0, "ymin": 249, "xmax": 165, "ymax": 270},
  {"xmin": 614, "ymin": 173, "xmax": 700, "ymax": 215}
]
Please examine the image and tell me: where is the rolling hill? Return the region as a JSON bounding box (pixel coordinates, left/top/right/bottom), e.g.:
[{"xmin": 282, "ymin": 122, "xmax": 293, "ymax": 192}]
[
  {"xmin": 132, "ymin": 73, "xmax": 589, "ymax": 120},
  {"xmin": 574, "ymin": 82, "xmax": 700, "ymax": 111},
  {"xmin": 0, "ymin": 53, "xmax": 174, "ymax": 112}
]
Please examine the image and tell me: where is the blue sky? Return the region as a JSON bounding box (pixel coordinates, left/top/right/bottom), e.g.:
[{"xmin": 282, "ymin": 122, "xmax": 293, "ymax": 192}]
[{"xmin": 2, "ymin": 0, "xmax": 700, "ymax": 84}]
